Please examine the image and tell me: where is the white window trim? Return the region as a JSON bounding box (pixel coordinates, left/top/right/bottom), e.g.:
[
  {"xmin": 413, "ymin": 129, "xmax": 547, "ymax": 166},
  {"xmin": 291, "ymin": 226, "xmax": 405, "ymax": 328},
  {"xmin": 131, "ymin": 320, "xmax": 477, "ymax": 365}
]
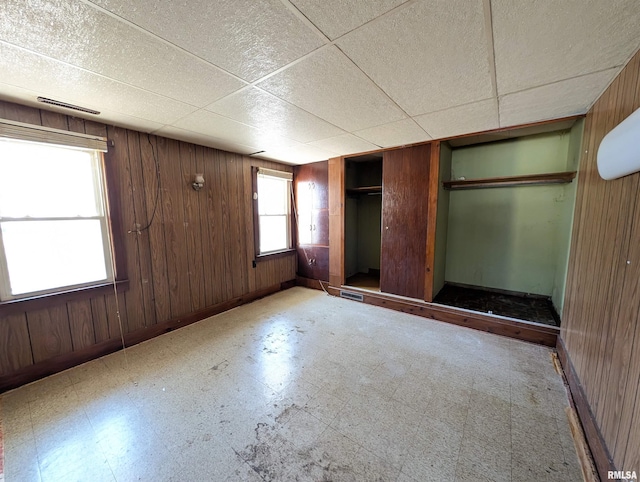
[
  {"xmin": 0, "ymin": 146, "xmax": 114, "ymax": 301},
  {"xmin": 255, "ymin": 168, "xmax": 294, "ymax": 257}
]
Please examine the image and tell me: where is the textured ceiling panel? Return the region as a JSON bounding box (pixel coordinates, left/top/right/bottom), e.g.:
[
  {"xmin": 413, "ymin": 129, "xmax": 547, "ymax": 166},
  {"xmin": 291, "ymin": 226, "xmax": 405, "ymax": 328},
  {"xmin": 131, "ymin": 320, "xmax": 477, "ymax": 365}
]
[
  {"xmin": 88, "ymin": 0, "xmax": 324, "ymax": 81},
  {"xmin": 289, "ymin": 0, "xmax": 409, "ymax": 40},
  {"xmin": 499, "ymin": 69, "xmax": 619, "ymax": 127},
  {"xmin": 354, "ymin": 118, "xmax": 431, "ymax": 148},
  {"xmin": 337, "ymin": 0, "xmax": 493, "ymax": 116},
  {"xmin": 492, "ymin": 0, "xmax": 640, "ymax": 95},
  {"xmin": 0, "ymin": 83, "xmax": 166, "ymax": 133},
  {"xmin": 307, "ymin": 133, "xmax": 379, "ymax": 155},
  {"xmin": 0, "ymin": 0, "xmax": 636, "ymax": 164},
  {"xmin": 414, "ymin": 99, "xmax": 499, "ymax": 139},
  {"xmin": 0, "ymin": 42, "xmax": 198, "ymax": 125},
  {"xmin": 153, "ymin": 125, "xmax": 260, "ymax": 155},
  {"xmin": 0, "ymin": 0, "xmax": 246, "ymax": 107},
  {"xmin": 172, "ymin": 109, "xmax": 300, "ymax": 152},
  {"xmin": 258, "ymin": 46, "xmax": 406, "ymax": 132},
  {"xmin": 258, "ymin": 143, "xmax": 339, "ymax": 165},
  {"xmin": 206, "ymin": 87, "xmax": 344, "ymax": 143}
]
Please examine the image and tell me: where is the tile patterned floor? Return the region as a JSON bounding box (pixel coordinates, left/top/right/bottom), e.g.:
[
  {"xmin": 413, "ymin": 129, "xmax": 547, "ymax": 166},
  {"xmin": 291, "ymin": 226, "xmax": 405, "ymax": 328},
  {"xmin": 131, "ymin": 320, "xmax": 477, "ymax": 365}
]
[{"xmin": 0, "ymin": 287, "xmax": 583, "ymax": 481}]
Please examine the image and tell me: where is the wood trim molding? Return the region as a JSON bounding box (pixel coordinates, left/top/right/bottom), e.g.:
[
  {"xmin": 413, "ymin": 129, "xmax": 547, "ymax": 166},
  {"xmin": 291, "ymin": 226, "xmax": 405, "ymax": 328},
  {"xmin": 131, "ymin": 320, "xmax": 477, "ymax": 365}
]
[
  {"xmin": 325, "ymin": 285, "xmax": 558, "ymax": 346},
  {"xmin": 0, "ymin": 279, "xmax": 129, "ymax": 316},
  {"xmin": 310, "ymin": 116, "xmax": 584, "ymax": 162},
  {"xmin": 102, "ymin": 142, "xmax": 128, "ymax": 281},
  {"xmin": 295, "ymin": 276, "xmax": 325, "ymax": 291},
  {"xmin": 556, "ymin": 337, "xmax": 616, "ymax": 481},
  {"xmin": 328, "ymin": 156, "xmax": 345, "ymax": 287},
  {"xmin": 424, "ymin": 141, "xmax": 440, "ymax": 302},
  {"xmin": 0, "ymin": 280, "xmax": 295, "ymax": 393}
]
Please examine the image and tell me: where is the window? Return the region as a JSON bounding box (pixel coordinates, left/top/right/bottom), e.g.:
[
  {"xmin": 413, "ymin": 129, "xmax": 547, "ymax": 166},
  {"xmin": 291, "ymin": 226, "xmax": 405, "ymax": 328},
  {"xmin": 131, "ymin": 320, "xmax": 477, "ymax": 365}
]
[
  {"xmin": 254, "ymin": 168, "xmax": 293, "ymax": 256},
  {"xmin": 0, "ymin": 129, "xmax": 112, "ymax": 301}
]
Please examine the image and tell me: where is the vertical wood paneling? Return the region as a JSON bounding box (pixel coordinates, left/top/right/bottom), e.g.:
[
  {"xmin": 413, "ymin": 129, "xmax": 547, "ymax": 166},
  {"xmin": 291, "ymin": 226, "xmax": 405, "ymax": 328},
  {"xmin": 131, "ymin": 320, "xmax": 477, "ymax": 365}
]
[
  {"xmin": 201, "ymin": 147, "xmax": 223, "ymax": 305},
  {"xmin": 225, "ymin": 155, "xmax": 246, "ymax": 297},
  {"xmin": 27, "ymin": 306, "xmax": 73, "ymax": 363},
  {"xmin": 157, "ymin": 138, "xmax": 192, "ymax": 317},
  {"xmin": 67, "ymin": 300, "xmax": 95, "ymax": 350},
  {"xmin": 0, "ymin": 101, "xmax": 41, "ymax": 125},
  {"xmin": 90, "ymin": 296, "xmax": 110, "ymax": 343},
  {"xmin": 561, "ymin": 48, "xmax": 640, "ymax": 475},
  {"xmin": 108, "ymin": 126, "xmax": 145, "ymax": 332},
  {"xmin": 0, "ymin": 99, "xmax": 295, "ymax": 388},
  {"xmin": 0, "ymin": 314, "xmax": 33, "ymax": 375},
  {"xmin": 126, "ymin": 131, "xmax": 157, "ymax": 326},
  {"xmin": 179, "ymin": 142, "xmax": 206, "ymax": 312},
  {"xmin": 140, "ymin": 134, "xmax": 171, "ymax": 323}
]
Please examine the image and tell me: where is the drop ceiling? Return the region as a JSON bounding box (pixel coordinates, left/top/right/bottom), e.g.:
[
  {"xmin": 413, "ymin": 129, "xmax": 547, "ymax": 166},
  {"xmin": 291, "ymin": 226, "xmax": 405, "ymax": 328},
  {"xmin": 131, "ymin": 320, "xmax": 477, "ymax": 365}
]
[{"xmin": 0, "ymin": 0, "xmax": 638, "ymax": 164}]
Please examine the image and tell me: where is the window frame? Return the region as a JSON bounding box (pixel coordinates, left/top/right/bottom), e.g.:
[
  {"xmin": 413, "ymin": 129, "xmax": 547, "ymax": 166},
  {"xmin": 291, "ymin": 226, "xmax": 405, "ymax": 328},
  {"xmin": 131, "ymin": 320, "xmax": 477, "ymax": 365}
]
[
  {"xmin": 0, "ymin": 120, "xmax": 128, "ymax": 315},
  {"xmin": 252, "ymin": 166, "xmax": 296, "ymax": 260}
]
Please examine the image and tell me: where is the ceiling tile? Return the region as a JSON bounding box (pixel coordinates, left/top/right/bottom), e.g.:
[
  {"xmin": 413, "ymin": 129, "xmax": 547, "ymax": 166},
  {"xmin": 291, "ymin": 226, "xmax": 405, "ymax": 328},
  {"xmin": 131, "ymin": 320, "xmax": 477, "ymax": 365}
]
[
  {"xmin": 499, "ymin": 68, "xmax": 619, "ymax": 127},
  {"xmin": 258, "ymin": 144, "xmax": 337, "ymax": 165},
  {"xmin": 414, "ymin": 99, "xmax": 499, "ymax": 139},
  {"xmin": 171, "ymin": 109, "xmax": 300, "ymax": 152},
  {"xmin": 289, "ymin": 0, "xmax": 409, "ymax": 40},
  {"xmin": 307, "ymin": 134, "xmax": 379, "ymax": 156},
  {"xmin": 153, "ymin": 125, "xmax": 259, "ymax": 155},
  {"xmin": 206, "ymin": 87, "xmax": 344, "ymax": 143},
  {"xmin": 258, "ymin": 46, "xmax": 406, "ymax": 132},
  {"xmin": 88, "ymin": 0, "xmax": 324, "ymax": 81},
  {"xmin": 492, "ymin": 0, "xmax": 640, "ymax": 95},
  {"xmin": 354, "ymin": 119, "xmax": 431, "ymax": 148},
  {"xmin": 336, "ymin": 0, "xmax": 493, "ymax": 116},
  {"xmin": 0, "ymin": 82, "xmax": 166, "ymax": 133},
  {"xmin": 0, "ymin": 0, "xmax": 245, "ymax": 107},
  {"xmin": 0, "ymin": 42, "xmax": 198, "ymax": 125}
]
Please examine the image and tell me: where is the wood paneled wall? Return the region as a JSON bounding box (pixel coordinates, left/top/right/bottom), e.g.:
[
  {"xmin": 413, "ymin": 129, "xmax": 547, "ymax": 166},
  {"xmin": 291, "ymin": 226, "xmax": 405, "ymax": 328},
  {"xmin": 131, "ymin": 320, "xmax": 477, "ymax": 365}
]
[
  {"xmin": 0, "ymin": 100, "xmax": 296, "ymax": 385},
  {"xmin": 561, "ymin": 49, "xmax": 640, "ymax": 476}
]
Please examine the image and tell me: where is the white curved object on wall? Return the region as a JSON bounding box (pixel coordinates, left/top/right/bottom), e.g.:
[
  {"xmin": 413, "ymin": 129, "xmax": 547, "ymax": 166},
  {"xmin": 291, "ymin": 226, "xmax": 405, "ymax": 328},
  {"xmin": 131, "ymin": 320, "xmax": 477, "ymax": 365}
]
[{"xmin": 597, "ymin": 107, "xmax": 640, "ymax": 180}]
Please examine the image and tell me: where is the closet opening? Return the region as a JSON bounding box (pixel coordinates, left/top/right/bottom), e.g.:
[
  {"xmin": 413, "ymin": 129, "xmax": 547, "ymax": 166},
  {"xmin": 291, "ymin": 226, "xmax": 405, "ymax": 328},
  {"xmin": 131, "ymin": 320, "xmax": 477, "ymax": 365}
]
[
  {"xmin": 344, "ymin": 153, "xmax": 382, "ymax": 292},
  {"xmin": 432, "ymin": 118, "xmax": 584, "ymax": 327}
]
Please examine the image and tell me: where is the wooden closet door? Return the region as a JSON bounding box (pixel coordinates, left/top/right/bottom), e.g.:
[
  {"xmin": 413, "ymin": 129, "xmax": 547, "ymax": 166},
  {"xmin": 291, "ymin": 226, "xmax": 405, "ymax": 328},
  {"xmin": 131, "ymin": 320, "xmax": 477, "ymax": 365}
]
[{"xmin": 380, "ymin": 144, "xmax": 431, "ymax": 299}]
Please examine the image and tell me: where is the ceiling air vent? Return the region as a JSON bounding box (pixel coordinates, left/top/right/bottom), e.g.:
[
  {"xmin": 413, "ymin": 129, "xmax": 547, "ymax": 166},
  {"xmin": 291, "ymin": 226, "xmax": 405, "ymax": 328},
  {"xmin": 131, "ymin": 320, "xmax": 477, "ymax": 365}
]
[
  {"xmin": 37, "ymin": 97, "xmax": 100, "ymax": 115},
  {"xmin": 340, "ymin": 290, "xmax": 364, "ymax": 302}
]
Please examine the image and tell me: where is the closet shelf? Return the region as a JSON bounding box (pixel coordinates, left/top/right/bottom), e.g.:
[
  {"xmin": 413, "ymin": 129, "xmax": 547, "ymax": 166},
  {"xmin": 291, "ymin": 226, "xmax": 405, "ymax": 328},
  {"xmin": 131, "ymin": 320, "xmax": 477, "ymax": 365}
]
[
  {"xmin": 443, "ymin": 171, "xmax": 576, "ymax": 190},
  {"xmin": 346, "ymin": 185, "xmax": 382, "ymax": 195}
]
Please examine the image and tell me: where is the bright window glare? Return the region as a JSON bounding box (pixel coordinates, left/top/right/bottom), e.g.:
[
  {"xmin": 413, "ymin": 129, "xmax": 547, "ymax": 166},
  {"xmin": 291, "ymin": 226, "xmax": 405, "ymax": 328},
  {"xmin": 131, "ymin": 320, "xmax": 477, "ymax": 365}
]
[
  {"xmin": 0, "ymin": 140, "xmax": 99, "ymax": 217},
  {"xmin": 0, "ymin": 138, "xmax": 112, "ymax": 299},
  {"xmin": 258, "ymin": 176, "xmax": 287, "ymax": 215},
  {"xmin": 2, "ymin": 220, "xmax": 108, "ymax": 295},
  {"xmin": 259, "ymin": 216, "xmax": 287, "ymax": 253}
]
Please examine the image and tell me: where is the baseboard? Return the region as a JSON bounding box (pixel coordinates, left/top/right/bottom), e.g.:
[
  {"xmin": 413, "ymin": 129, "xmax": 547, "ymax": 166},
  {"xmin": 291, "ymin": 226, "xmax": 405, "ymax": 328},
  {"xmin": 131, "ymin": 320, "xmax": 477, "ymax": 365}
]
[
  {"xmin": 328, "ymin": 285, "xmax": 558, "ymax": 346},
  {"xmin": 0, "ymin": 281, "xmax": 294, "ymax": 393},
  {"xmin": 556, "ymin": 337, "xmax": 616, "ymax": 481},
  {"xmin": 296, "ymin": 276, "xmax": 327, "ymax": 291}
]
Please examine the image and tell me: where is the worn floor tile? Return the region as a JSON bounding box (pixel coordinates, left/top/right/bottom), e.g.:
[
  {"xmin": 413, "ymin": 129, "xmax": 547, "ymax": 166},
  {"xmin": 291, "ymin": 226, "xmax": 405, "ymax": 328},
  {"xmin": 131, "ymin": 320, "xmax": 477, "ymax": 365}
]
[{"xmin": 1, "ymin": 288, "xmax": 583, "ymax": 482}]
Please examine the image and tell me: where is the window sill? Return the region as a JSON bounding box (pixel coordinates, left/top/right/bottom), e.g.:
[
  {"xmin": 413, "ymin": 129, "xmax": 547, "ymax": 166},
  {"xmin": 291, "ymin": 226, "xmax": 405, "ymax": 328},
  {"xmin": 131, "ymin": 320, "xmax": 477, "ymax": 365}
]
[
  {"xmin": 0, "ymin": 279, "xmax": 129, "ymax": 316},
  {"xmin": 255, "ymin": 249, "xmax": 297, "ymax": 263}
]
